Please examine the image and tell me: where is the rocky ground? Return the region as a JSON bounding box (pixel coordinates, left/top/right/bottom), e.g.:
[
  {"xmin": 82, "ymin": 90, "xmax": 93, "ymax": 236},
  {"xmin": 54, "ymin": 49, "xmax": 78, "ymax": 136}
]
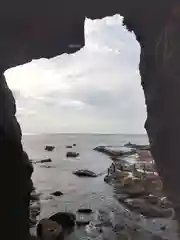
[{"xmin": 29, "ymin": 144, "xmax": 180, "ymax": 240}]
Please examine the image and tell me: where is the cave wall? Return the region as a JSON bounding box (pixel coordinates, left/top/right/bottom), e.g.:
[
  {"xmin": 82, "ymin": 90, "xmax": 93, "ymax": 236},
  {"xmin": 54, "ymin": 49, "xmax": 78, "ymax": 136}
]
[{"xmin": 1, "ymin": 0, "xmax": 180, "ymax": 238}]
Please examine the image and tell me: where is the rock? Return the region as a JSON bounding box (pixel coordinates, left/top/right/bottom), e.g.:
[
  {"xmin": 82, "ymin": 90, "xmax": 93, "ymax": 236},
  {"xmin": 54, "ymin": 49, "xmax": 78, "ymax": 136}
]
[
  {"xmin": 66, "ymin": 145, "xmax": 72, "ymax": 148},
  {"xmin": 37, "ymin": 219, "xmax": 64, "ymax": 240},
  {"xmin": 73, "ymin": 144, "xmax": 76, "ymax": 146},
  {"xmin": 51, "ymin": 191, "xmax": 63, "ymax": 197},
  {"xmin": 44, "ymin": 145, "xmax": 55, "ymax": 152},
  {"xmin": 49, "ymin": 212, "xmax": 76, "ymax": 229},
  {"xmin": 36, "ymin": 158, "xmax": 52, "ymax": 163},
  {"xmin": 123, "ymin": 198, "xmax": 175, "ymax": 218},
  {"xmin": 45, "ymin": 146, "xmax": 55, "ymax": 151},
  {"xmin": 66, "ymin": 152, "xmax": 79, "ymax": 158},
  {"xmin": 30, "ymin": 192, "xmax": 40, "ymax": 201},
  {"xmin": 144, "ymin": 194, "xmax": 159, "ymax": 205},
  {"xmin": 76, "ymin": 220, "xmax": 90, "ymax": 226},
  {"xmin": 77, "ymin": 208, "xmax": 92, "ymax": 214},
  {"xmin": 124, "ymin": 142, "xmax": 150, "ymax": 150},
  {"xmin": 104, "ymin": 175, "xmax": 111, "ymax": 183},
  {"xmin": 73, "ymin": 169, "xmax": 97, "ymax": 177}
]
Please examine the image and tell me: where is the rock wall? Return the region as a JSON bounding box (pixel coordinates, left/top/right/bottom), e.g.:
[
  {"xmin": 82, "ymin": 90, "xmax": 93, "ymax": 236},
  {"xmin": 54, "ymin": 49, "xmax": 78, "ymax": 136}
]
[
  {"xmin": 1, "ymin": 0, "xmax": 180, "ymax": 238},
  {"xmin": 0, "ymin": 74, "xmax": 33, "ymax": 239}
]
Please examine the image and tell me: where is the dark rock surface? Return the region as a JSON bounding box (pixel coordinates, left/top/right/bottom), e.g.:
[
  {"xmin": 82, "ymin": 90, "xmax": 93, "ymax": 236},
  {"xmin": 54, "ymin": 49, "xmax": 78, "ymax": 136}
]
[
  {"xmin": 45, "ymin": 145, "xmax": 55, "ymax": 151},
  {"xmin": 37, "ymin": 219, "xmax": 64, "ymax": 240},
  {"xmin": 66, "ymin": 152, "xmax": 79, "ymax": 158},
  {"xmin": 51, "ymin": 191, "xmax": 64, "ymax": 197},
  {"xmin": 77, "ymin": 208, "xmax": 93, "ymax": 214},
  {"xmin": 73, "ymin": 169, "xmax": 97, "ymax": 177},
  {"xmin": 35, "ymin": 158, "xmax": 52, "ymax": 163},
  {"xmin": 49, "ymin": 212, "xmax": 76, "ymax": 229},
  {"xmin": 0, "ymin": 75, "xmax": 33, "ymax": 240}
]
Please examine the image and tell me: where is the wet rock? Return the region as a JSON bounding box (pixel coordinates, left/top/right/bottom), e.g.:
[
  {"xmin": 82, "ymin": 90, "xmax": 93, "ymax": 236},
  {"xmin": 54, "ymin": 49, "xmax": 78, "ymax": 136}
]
[
  {"xmin": 37, "ymin": 219, "xmax": 63, "ymax": 240},
  {"xmin": 66, "ymin": 152, "xmax": 79, "ymax": 158},
  {"xmin": 73, "ymin": 144, "xmax": 76, "ymax": 146},
  {"xmin": 123, "ymin": 198, "xmax": 175, "ymax": 218},
  {"xmin": 124, "ymin": 142, "xmax": 150, "ymax": 150},
  {"xmin": 51, "ymin": 191, "xmax": 63, "ymax": 197},
  {"xmin": 144, "ymin": 194, "xmax": 159, "ymax": 205},
  {"xmin": 45, "ymin": 146, "xmax": 55, "ymax": 151},
  {"xmin": 160, "ymin": 225, "xmax": 167, "ymax": 231},
  {"xmin": 76, "ymin": 220, "xmax": 90, "ymax": 226},
  {"xmin": 66, "ymin": 145, "xmax": 72, "ymax": 148},
  {"xmin": 73, "ymin": 169, "xmax": 97, "ymax": 177},
  {"xmin": 77, "ymin": 208, "xmax": 93, "ymax": 214},
  {"xmin": 36, "ymin": 158, "xmax": 52, "ymax": 164},
  {"xmin": 49, "ymin": 212, "xmax": 76, "ymax": 229},
  {"xmin": 104, "ymin": 175, "xmax": 112, "ymax": 183},
  {"xmin": 30, "ymin": 191, "xmax": 41, "ymax": 201}
]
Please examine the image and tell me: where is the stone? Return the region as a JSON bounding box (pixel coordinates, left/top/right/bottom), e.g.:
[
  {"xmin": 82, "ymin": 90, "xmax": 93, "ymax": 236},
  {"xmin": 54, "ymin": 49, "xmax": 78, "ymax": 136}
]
[
  {"xmin": 45, "ymin": 145, "xmax": 55, "ymax": 151},
  {"xmin": 49, "ymin": 212, "xmax": 76, "ymax": 229},
  {"xmin": 37, "ymin": 219, "xmax": 64, "ymax": 240},
  {"xmin": 76, "ymin": 220, "xmax": 90, "ymax": 226},
  {"xmin": 66, "ymin": 152, "xmax": 79, "ymax": 158},
  {"xmin": 73, "ymin": 169, "xmax": 97, "ymax": 177},
  {"xmin": 51, "ymin": 191, "xmax": 63, "ymax": 197},
  {"xmin": 36, "ymin": 158, "xmax": 52, "ymax": 163},
  {"xmin": 77, "ymin": 208, "xmax": 93, "ymax": 214},
  {"xmin": 66, "ymin": 145, "xmax": 72, "ymax": 148}
]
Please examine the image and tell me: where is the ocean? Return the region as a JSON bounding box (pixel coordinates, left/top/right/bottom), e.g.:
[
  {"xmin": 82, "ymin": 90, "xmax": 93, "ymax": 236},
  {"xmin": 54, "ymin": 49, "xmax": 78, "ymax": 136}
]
[{"xmin": 23, "ymin": 134, "xmax": 179, "ymax": 239}]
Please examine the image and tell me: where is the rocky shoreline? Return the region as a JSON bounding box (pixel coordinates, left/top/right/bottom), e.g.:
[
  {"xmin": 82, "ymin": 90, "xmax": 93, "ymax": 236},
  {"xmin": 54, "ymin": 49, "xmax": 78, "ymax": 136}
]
[{"xmin": 29, "ymin": 143, "xmax": 179, "ymax": 240}]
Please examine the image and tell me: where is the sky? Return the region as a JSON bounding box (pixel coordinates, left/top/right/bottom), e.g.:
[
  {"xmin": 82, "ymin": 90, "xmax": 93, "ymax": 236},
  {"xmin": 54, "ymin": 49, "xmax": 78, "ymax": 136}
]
[{"xmin": 5, "ymin": 15, "xmax": 146, "ymax": 134}]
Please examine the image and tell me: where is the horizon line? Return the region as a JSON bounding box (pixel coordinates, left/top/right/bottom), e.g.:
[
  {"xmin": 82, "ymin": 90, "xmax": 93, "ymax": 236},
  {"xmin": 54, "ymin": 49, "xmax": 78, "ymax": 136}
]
[{"xmin": 22, "ymin": 132, "xmax": 147, "ymax": 136}]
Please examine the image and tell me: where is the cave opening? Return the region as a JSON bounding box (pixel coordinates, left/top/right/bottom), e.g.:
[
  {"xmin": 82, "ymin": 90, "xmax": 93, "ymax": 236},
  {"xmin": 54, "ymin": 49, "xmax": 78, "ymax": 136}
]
[{"xmin": 5, "ymin": 15, "xmax": 145, "ymax": 135}]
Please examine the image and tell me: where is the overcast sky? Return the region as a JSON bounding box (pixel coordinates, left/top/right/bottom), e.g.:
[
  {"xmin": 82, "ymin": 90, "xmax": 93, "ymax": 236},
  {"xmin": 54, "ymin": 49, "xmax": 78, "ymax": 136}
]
[{"xmin": 5, "ymin": 15, "xmax": 146, "ymax": 134}]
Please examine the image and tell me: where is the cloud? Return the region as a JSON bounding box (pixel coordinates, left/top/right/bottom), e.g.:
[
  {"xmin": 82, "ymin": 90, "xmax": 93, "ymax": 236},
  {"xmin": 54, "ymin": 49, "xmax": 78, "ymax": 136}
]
[{"xmin": 5, "ymin": 15, "xmax": 146, "ymax": 134}]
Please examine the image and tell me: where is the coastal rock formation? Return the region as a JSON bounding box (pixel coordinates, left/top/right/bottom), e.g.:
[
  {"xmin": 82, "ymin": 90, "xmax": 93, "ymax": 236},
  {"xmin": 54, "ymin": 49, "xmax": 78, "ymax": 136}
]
[
  {"xmin": 0, "ymin": 75, "xmax": 33, "ymax": 239},
  {"xmin": 1, "ymin": 0, "xmax": 180, "ymax": 239}
]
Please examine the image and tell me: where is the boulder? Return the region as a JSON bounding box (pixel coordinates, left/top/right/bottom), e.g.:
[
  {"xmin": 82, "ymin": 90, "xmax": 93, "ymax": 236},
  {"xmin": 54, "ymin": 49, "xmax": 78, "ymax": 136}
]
[
  {"xmin": 66, "ymin": 152, "xmax": 79, "ymax": 158},
  {"xmin": 73, "ymin": 169, "xmax": 97, "ymax": 177},
  {"xmin": 45, "ymin": 146, "xmax": 55, "ymax": 151},
  {"xmin": 51, "ymin": 191, "xmax": 63, "ymax": 197},
  {"xmin": 73, "ymin": 144, "xmax": 76, "ymax": 146},
  {"xmin": 77, "ymin": 208, "xmax": 92, "ymax": 214},
  {"xmin": 49, "ymin": 212, "xmax": 76, "ymax": 229},
  {"xmin": 37, "ymin": 219, "xmax": 64, "ymax": 240}
]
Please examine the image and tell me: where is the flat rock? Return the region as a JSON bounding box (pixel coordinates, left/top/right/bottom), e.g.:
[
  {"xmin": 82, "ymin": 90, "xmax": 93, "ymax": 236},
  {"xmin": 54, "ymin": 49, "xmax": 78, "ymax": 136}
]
[
  {"xmin": 73, "ymin": 169, "xmax": 97, "ymax": 177},
  {"xmin": 123, "ymin": 198, "xmax": 174, "ymax": 218}
]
